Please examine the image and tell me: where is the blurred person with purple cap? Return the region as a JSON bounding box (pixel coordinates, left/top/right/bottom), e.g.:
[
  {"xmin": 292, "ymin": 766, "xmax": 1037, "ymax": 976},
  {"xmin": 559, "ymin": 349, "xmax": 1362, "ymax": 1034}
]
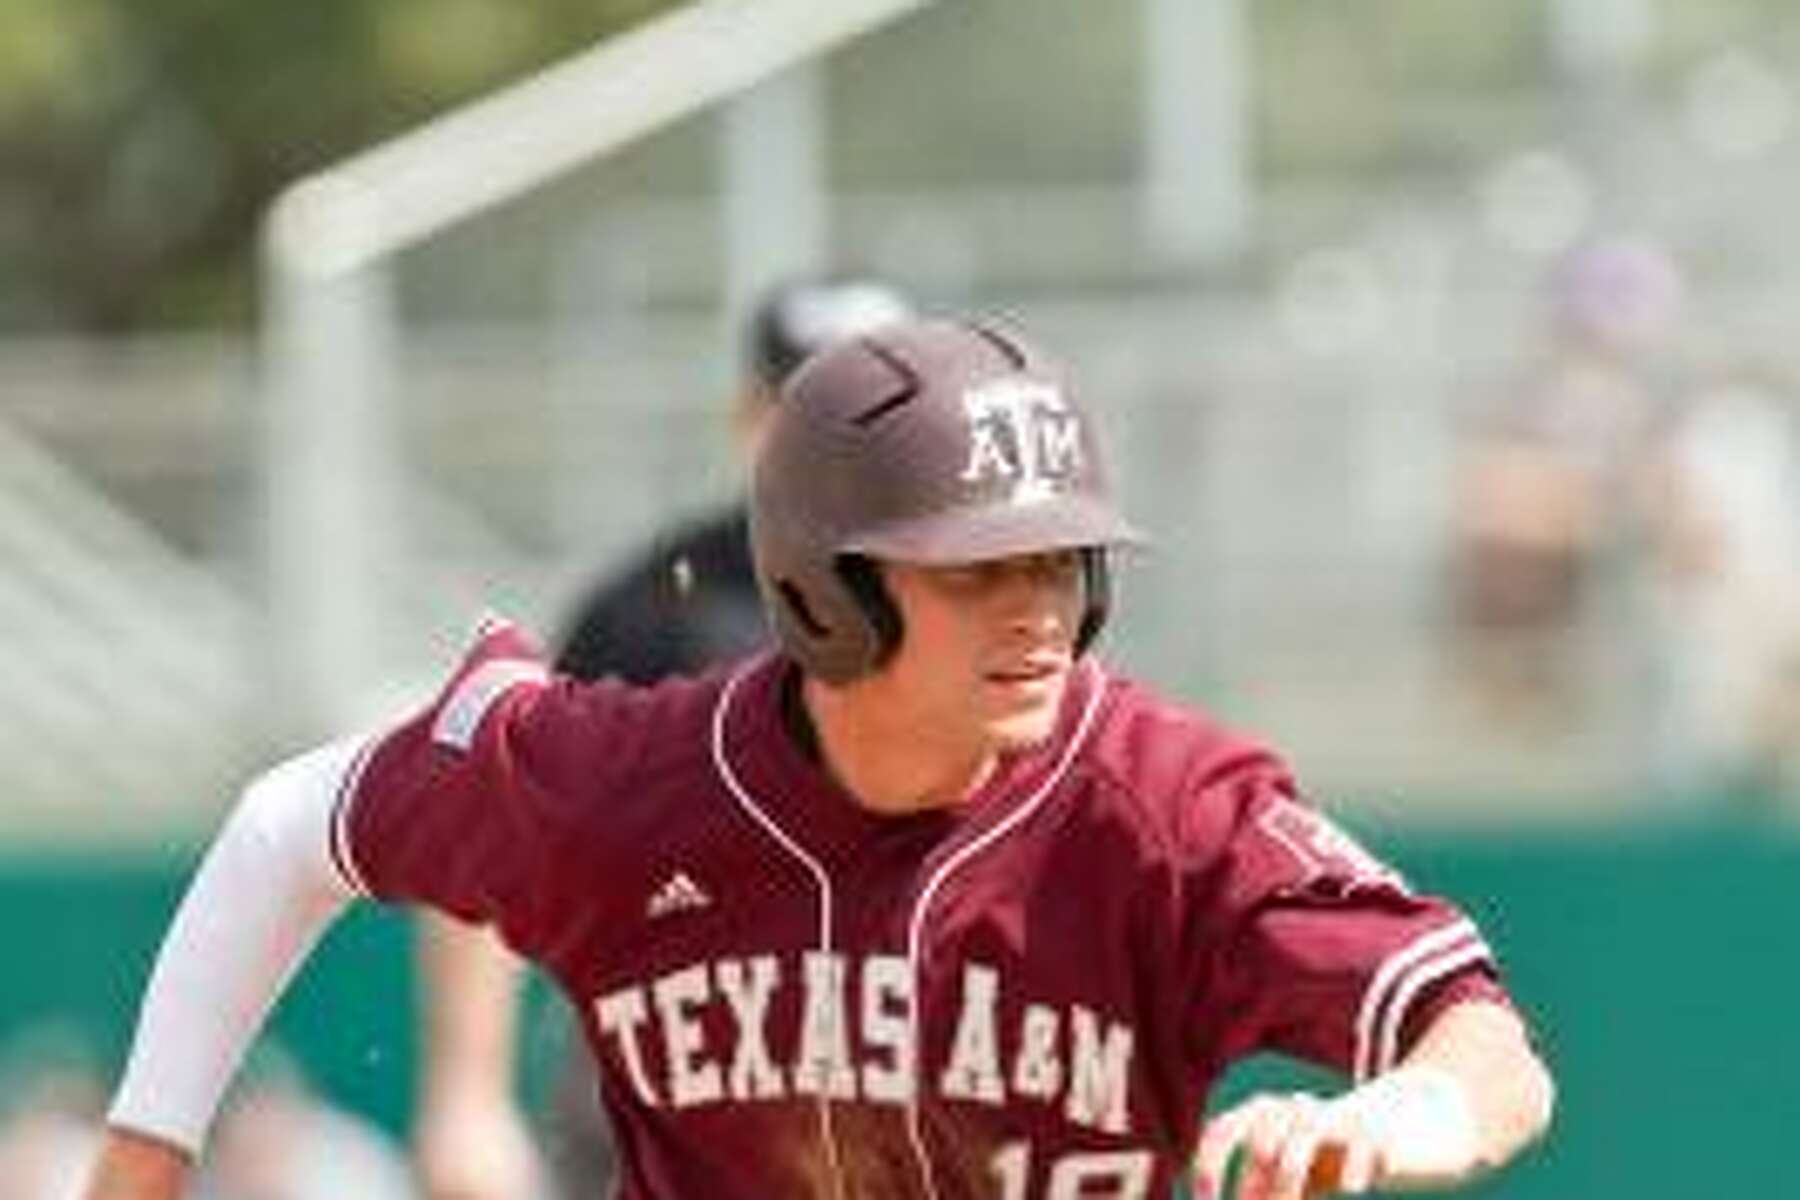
[{"xmin": 1449, "ymin": 235, "xmax": 1685, "ymax": 725}]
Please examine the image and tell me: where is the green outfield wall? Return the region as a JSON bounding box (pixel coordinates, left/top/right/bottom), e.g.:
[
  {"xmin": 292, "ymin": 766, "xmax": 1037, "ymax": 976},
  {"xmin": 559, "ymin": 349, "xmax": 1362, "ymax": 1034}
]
[{"xmin": 3, "ymin": 822, "xmax": 1793, "ymax": 1196}]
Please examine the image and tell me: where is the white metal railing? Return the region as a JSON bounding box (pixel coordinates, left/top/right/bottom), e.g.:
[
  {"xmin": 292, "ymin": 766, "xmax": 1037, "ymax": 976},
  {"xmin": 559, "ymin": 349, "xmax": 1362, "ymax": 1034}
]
[
  {"xmin": 0, "ymin": 417, "xmax": 253, "ymax": 835},
  {"xmin": 262, "ymin": 0, "xmax": 936, "ymax": 738}
]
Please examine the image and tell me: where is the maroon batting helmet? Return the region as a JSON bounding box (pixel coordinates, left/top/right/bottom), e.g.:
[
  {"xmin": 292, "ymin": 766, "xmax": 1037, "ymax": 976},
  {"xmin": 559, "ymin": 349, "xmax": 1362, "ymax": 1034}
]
[{"xmin": 749, "ymin": 317, "xmax": 1143, "ymax": 683}]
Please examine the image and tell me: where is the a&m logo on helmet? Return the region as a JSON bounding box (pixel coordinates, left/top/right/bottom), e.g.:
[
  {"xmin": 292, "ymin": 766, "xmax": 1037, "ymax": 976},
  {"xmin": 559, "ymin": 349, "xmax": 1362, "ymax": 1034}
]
[{"xmin": 959, "ymin": 379, "xmax": 1085, "ymax": 505}]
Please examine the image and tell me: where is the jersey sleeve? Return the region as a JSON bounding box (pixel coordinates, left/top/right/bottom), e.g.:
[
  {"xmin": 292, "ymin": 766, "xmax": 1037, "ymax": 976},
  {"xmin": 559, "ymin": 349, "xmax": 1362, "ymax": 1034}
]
[
  {"xmin": 1186, "ymin": 763, "xmax": 1509, "ymax": 1083},
  {"xmin": 334, "ymin": 617, "xmax": 653, "ymax": 960}
]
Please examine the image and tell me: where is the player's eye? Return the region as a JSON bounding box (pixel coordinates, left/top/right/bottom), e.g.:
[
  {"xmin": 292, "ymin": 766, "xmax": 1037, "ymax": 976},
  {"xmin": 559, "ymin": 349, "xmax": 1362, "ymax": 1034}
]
[
  {"xmin": 1035, "ymin": 550, "xmax": 1083, "ymax": 582},
  {"xmin": 932, "ymin": 564, "xmax": 995, "ymax": 590},
  {"xmin": 923, "ymin": 552, "xmax": 1079, "ymax": 595}
]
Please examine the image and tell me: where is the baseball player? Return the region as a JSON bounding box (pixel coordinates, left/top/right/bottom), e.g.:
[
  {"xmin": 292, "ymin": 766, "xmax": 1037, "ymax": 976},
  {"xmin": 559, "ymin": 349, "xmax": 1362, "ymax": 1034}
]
[
  {"xmin": 413, "ymin": 275, "xmax": 916, "ymax": 1200},
  {"xmin": 86, "ymin": 318, "xmax": 1553, "ymax": 1199}
]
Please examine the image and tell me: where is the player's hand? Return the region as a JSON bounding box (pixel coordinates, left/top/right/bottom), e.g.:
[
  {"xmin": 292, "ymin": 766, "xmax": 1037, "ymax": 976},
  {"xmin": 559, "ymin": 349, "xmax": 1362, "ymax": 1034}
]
[
  {"xmin": 1194, "ymin": 1090, "xmax": 1363, "ymax": 1200},
  {"xmin": 413, "ymin": 1085, "xmax": 547, "ymax": 1200},
  {"xmin": 1193, "ymin": 1067, "xmax": 1480, "ymax": 1199},
  {"xmin": 83, "ymin": 1128, "xmax": 192, "ymax": 1200}
]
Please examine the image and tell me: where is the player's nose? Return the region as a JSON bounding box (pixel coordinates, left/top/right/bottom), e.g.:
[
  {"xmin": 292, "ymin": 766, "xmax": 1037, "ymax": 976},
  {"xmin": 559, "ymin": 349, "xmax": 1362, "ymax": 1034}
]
[{"xmin": 996, "ymin": 565, "xmax": 1077, "ymax": 641}]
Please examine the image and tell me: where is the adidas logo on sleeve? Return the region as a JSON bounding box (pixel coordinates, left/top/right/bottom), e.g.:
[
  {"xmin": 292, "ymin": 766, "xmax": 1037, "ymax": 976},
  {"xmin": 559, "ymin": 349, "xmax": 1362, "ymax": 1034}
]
[{"xmin": 647, "ymin": 871, "xmax": 712, "ymax": 919}]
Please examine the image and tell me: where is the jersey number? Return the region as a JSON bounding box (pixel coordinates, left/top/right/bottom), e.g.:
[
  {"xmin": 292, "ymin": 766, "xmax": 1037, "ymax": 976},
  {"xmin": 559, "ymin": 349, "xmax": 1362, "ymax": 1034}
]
[{"xmin": 989, "ymin": 1141, "xmax": 1152, "ymax": 1199}]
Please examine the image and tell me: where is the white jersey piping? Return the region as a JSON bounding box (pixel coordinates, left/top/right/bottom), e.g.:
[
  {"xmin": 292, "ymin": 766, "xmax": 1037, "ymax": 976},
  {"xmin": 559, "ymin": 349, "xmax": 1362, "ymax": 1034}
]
[
  {"xmin": 1351, "ymin": 918, "xmax": 1489, "ymax": 1082},
  {"xmin": 1374, "ymin": 937, "xmax": 1494, "ymax": 1077},
  {"xmin": 899, "ymin": 661, "xmax": 1110, "ymax": 1200},
  {"xmin": 709, "ymin": 663, "xmax": 846, "ymax": 1200},
  {"xmin": 326, "ymin": 739, "xmax": 377, "ymax": 898}
]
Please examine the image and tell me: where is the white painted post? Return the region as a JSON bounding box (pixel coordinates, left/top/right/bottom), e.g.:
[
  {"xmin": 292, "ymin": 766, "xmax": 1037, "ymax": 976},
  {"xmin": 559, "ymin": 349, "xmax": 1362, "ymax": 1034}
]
[
  {"xmin": 722, "ymin": 64, "xmax": 829, "ymax": 326},
  {"xmin": 1549, "ymin": 0, "xmax": 1654, "ymax": 77},
  {"xmin": 263, "ymin": 182, "xmax": 400, "ymax": 738},
  {"xmin": 1142, "ymin": 0, "xmax": 1252, "ymax": 263},
  {"xmin": 259, "ymin": 0, "xmax": 930, "ymax": 736}
]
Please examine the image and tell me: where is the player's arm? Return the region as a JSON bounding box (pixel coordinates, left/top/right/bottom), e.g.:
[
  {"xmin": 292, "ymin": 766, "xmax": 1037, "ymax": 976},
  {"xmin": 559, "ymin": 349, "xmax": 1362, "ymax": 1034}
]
[
  {"xmin": 1380, "ymin": 997, "xmax": 1553, "ymax": 1180},
  {"xmin": 82, "ymin": 740, "xmax": 363, "ymax": 1200},
  {"xmin": 1195, "ymin": 998, "xmax": 1554, "ymax": 1199},
  {"xmin": 413, "ymin": 913, "xmax": 545, "ymax": 1200},
  {"xmin": 1184, "ymin": 776, "xmax": 1554, "ymax": 1199}
]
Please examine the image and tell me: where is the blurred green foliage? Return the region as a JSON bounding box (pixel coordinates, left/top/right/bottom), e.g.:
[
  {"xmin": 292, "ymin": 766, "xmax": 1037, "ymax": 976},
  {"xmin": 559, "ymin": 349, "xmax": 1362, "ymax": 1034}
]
[
  {"xmin": 0, "ymin": 0, "xmax": 675, "ymax": 330},
  {"xmin": 0, "ymin": 0, "xmax": 1789, "ymax": 332}
]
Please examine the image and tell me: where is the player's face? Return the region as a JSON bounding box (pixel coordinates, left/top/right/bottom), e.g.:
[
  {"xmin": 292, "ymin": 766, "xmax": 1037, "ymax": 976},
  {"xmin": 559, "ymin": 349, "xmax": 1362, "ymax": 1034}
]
[{"xmin": 876, "ymin": 549, "xmax": 1086, "ymax": 750}]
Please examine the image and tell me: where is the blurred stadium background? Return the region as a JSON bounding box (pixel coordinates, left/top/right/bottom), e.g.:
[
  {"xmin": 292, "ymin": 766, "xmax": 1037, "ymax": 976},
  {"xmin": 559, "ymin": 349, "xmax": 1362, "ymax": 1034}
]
[{"xmin": 1, "ymin": 0, "xmax": 1797, "ymax": 1195}]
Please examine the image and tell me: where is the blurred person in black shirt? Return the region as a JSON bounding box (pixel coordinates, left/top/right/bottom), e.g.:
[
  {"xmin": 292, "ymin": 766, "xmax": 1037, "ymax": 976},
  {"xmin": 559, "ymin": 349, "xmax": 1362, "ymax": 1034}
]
[
  {"xmin": 411, "ymin": 276, "xmax": 914, "ymax": 1200},
  {"xmin": 556, "ymin": 278, "xmax": 912, "ymax": 683}
]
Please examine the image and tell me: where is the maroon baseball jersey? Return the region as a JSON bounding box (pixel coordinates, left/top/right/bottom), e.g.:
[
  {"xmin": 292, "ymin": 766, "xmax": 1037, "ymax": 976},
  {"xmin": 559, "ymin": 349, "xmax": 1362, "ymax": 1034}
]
[{"xmin": 335, "ymin": 620, "xmax": 1507, "ymax": 1198}]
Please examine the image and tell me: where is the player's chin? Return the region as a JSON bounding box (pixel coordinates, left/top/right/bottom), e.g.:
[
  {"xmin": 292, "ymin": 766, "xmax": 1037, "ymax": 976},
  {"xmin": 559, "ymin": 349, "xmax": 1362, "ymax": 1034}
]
[{"xmin": 978, "ymin": 677, "xmax": 1067, "ymax": 747}]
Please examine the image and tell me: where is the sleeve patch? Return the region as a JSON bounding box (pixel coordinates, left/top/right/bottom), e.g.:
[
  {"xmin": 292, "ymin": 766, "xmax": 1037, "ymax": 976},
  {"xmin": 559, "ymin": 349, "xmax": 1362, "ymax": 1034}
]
[
  {"xmin": 431, "ymin": 659, "xmax": 548, "ymax": 751},
  {"xmin": 1257, "ymin": 798, "xmax": 1408, "ymax": 895}
]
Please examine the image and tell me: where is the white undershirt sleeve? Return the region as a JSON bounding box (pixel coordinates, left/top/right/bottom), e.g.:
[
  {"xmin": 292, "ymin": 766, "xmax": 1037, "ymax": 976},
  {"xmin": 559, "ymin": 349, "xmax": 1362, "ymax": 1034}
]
[{"xmin": 107, "ymin": 736, "xmax": 366, "ymax": 1154}]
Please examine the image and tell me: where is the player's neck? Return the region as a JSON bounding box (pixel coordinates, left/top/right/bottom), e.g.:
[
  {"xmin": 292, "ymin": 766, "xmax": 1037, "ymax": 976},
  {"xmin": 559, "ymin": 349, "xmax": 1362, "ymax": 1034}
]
[{"xmin": 798, "ymin": 675, "xmax": 996, "ymax": 816}]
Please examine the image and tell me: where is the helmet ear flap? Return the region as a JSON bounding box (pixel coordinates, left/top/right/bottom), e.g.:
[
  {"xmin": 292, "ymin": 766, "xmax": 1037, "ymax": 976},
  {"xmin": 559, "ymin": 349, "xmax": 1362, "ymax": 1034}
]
[
  {"xmin": 834, "ymin": 554, "xmax": 903, "ymax": 669},
  {"xmin": 815, "ymin": 550, "xmax": 1109, "ymax": 670},
  {"xmin": 773, "ymin": 578, "xmax": 832, "ymax": 639},
  {"xmin": 761, "ymin": 553, "xmax": 897, "ymax": 685},
  {"xmin": 1075, "ymin": 548, "xmax": 1111, "ymax": 656}
]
